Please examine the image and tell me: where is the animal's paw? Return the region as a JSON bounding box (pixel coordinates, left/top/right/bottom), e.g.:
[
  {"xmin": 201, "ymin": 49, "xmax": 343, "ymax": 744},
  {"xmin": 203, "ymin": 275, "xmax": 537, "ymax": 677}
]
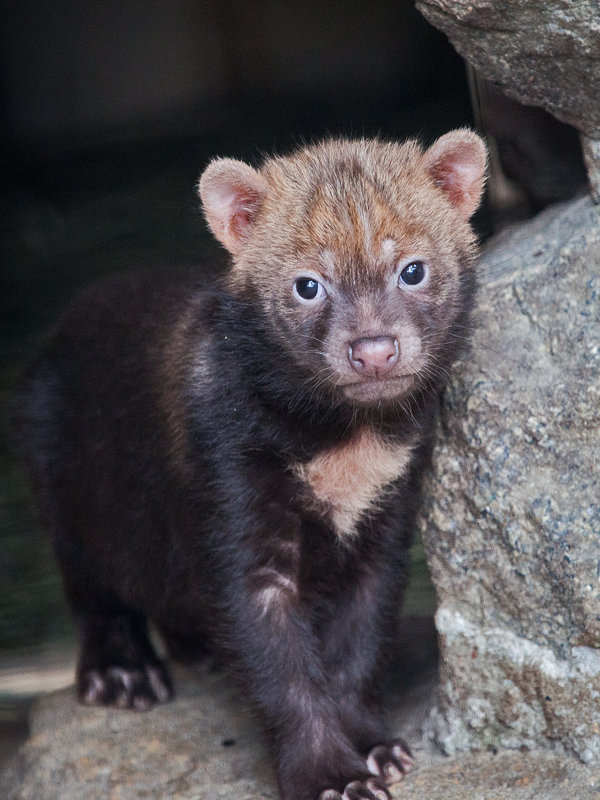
[
  {"xmin": 318, "ymin": 777, "xmax": 390, "ymax": 800},
  {"xmin": 78, "ymin": 663, "xmax": 173, "ymax": 710},
  {"xmin": 366, "ymin": 739, "xmax": 415, "ymax": 785}
]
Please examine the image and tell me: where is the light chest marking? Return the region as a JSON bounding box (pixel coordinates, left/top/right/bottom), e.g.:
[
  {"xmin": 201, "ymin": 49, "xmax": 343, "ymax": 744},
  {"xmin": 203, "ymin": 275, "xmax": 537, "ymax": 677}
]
[{"xmin": 295, "ymin": 428, "xmax": 414, "ymax": 538}]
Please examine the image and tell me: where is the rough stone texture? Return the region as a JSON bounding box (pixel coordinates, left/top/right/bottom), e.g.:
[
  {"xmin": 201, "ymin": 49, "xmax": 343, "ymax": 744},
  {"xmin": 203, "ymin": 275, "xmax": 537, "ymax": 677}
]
[
  {"xmin": 582, "ymin": 135, "xmax": 600, "ymax": 203},
  {"xmin": 1, "ymin": 663, "xmax": 278, "ymax": 800},
  {"xmin": 416, "ymin": 0, "xmax": 600, "ymax": 138},
  {"xmin": 3, "ymin": 654, "xmax": 600, "ymax": 800},
  {"xmin": 416, "ymin": 0, "xmax": 600, "ymax": 201},
  {"xmin": 394, "ymin": 750, "xmax": 600, "ymax": 800},
  {"xmin": 418, "ymin": 195, "xmax": 600, "ymax": 763}
]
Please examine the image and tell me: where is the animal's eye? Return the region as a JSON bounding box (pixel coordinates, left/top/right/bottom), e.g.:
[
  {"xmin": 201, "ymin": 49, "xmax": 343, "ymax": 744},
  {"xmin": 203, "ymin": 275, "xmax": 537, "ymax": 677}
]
[
  {"xmin": 294, "ymin": 277, "xmax": 325, "ymax": 302},
  {"xmin": 399, "ymin": 261, "xmax": 427, "ymax": 287}
]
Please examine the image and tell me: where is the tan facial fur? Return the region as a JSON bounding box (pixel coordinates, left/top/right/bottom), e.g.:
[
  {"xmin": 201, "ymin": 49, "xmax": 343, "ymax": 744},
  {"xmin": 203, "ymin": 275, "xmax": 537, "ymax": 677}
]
[{"xmin": 199, "ymin": 132, "xmax": 486, "ymax": 410}]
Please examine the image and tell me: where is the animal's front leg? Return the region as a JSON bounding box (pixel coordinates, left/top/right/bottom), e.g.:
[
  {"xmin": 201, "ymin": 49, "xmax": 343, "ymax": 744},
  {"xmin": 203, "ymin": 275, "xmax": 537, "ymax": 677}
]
[
  {"xmin": 217, "ymin": 512, "xmax": 382, "ymax": 800},
  {"xmin": 318, "ymin": 561, "xmax": 416, "ymax": 792},
  {"xmin": 222, "ymin": 578, "xmax": 375, "ymax": 799}
]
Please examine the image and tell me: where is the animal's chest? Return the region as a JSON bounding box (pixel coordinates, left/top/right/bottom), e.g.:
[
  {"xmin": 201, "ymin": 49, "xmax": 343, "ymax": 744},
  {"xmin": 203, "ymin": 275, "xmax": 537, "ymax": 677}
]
[{"xmin": 294, "ymin": 428, "xmax": 414, "ymax": 537}]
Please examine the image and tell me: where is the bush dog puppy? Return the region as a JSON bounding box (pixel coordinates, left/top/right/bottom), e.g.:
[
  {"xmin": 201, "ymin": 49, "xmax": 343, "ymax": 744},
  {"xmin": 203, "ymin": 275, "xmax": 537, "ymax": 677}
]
[{"xmin": 16, "ymin": 131, "xmax": 487, "ymax": 800}]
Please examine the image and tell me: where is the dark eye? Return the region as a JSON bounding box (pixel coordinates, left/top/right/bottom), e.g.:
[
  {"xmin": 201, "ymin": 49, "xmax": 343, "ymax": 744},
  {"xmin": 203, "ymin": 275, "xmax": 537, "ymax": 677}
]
[
  {"xmin": 399, "ymin": 261, "xmax": 426, "ymax": 287},
  {"xmin": 294, "ymin": 277, "xmax": 323, "ymax": 301}
]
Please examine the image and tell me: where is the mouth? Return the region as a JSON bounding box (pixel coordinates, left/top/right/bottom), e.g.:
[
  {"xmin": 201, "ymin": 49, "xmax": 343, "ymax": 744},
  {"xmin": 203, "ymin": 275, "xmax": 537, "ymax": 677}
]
[{"xmin": 339, "ymin": 374, "xmax": 415, "ymax": 403}]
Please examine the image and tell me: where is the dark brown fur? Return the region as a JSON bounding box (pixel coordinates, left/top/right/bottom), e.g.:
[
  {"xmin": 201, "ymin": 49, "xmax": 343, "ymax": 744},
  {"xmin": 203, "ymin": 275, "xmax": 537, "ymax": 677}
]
[{"xmin": 15, "ymin": 132, "xmax": 486, "ymax": 800}]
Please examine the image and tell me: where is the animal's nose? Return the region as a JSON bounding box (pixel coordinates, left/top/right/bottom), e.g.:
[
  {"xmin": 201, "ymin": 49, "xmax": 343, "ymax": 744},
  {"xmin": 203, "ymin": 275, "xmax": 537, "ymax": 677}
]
[{"xmin": 348, "ymin": 335, "xmax": 399, "ymax": 377}]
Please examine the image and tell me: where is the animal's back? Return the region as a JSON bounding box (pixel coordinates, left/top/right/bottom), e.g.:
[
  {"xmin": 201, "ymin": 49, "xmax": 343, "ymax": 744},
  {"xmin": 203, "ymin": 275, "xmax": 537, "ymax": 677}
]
[{"xmin": 15, "ymin": 269, "xmax": 218, "ymax": 621}]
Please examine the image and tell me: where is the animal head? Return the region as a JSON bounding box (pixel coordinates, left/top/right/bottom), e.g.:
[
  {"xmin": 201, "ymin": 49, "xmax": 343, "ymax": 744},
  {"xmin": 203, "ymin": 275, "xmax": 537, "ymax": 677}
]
[{"xmin": 199, "ymin": 132, "xmax": 487, "ymax": 408}]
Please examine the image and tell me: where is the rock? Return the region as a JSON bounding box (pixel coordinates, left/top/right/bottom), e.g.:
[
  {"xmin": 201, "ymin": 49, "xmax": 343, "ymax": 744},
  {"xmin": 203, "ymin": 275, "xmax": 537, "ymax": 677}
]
[
  {"xmin": 0, "ymin": 663, "xmax": 278, "ymax": 800},
  {"xmin": 415, "ymin": 0, "xmax": 600, "ymax": 139},
  {"xmin": 415, "ymin": 0, "xmax": 600, "ymax": 200},
  {"xmin": 582, "ymin": 135, "xmax": 600, "ymax": 203},
  {"xmin": 393, "ymin": 749, "xmax": 600, "ymax": 800},
  {"xmin": 3, "ymin": 654, "xmax": 600, "ymax": 800},
  {"xmin": 418, "ymin": 195, "xmax": 600, "ymax": 762}
]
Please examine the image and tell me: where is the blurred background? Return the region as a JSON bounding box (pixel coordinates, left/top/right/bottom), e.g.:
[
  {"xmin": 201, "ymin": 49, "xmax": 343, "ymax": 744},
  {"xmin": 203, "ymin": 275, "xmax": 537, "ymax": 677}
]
[{"xmin": 0, "ymin": 0, "xmax": 587, "ymax": 771}]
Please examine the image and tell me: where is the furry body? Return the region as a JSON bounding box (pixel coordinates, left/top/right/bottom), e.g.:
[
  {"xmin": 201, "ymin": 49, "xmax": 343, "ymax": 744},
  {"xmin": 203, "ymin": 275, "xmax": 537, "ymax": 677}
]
[{"xmin": 16, "ymin": 134, "xmax": 486, "ymax": 800}]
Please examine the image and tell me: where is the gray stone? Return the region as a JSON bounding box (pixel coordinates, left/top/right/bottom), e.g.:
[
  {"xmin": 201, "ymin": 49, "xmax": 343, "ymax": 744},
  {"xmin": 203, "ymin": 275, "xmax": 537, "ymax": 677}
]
[
  {"xmin": 1, "ymin": 663, "xmax": 278, "ymax": 800},
  {"xmin": 3, "ymin": 656, "xmax": 600, "ymax": 800},
  {"xmin": 416, "ymin": 1, "xmax": 600, "ymax": 199},
  {"xmin": 582, "ymin": 135, "xmax": 600, "ymax": 203},
  {"xmin": 416, "ymin": 0, "xmax": 600, "ymax": 139},
  {"xmin": 418, "ymin": 195, "xmax": 600, "ymax": 762},
  {"xmin": 391, "ymin": 749, "xmax": 600, "ymax": 800}
]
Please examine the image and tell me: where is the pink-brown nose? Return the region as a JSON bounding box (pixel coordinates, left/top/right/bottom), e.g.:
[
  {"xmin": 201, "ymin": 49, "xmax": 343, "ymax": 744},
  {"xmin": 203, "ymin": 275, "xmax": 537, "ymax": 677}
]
[{"xmin": 348, "ymin": 335, "xmax": 399, "ymax": 377}]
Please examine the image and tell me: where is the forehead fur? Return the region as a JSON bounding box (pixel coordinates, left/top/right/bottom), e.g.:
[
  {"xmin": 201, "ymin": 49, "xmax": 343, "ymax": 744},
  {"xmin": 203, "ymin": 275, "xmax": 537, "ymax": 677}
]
[{"xmin": 245, "ymin": 138, "xmax": 474, "ymax": 270}]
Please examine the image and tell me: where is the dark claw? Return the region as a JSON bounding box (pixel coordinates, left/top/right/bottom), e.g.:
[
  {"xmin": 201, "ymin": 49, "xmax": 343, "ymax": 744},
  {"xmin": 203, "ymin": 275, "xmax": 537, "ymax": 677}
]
[
  {"xmin": 390, "ymin": 739, "xmax": 415, "ymax": 773},
  {"xmin": 318, "ymin": 778, "xmax": 390, "ymax": 800},
  {"xmin": 77, "ymin": 663, "xmax": 173, "ymax": 710},
  {"xmin": 366, "ymin": 739, "xmax": 415, "ymax": 785},
  {"xmin": 343, "ymin": 779, "xmax": 390, "ymax": 800},
  {"xmin": 365, "ymin": 779, "xmax": 391, "ymax": 800}
]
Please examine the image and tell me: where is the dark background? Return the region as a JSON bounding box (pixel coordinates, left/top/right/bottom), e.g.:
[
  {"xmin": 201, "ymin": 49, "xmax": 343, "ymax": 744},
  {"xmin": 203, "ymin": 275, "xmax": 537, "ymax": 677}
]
[{"xmin": 1, "ymin": 0, "xmax": 483, "ymax": 766}]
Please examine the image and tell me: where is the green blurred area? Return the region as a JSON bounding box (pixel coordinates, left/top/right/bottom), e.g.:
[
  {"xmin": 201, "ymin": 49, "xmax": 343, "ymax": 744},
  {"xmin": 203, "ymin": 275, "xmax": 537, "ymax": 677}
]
[{"xmin": 0, "ymin": 456, "xmax": 68, "ymax": 648}]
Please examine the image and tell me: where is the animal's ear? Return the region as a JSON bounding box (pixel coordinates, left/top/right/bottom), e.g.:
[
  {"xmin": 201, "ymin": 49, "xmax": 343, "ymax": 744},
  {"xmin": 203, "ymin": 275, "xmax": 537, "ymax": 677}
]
[
  {"xmin": 423, "ymin": 130, "xmax": 487, "ymax": 219},
  {"xmin": 198, "ymin": 158, "xmax": 267, "ymax": 255}
]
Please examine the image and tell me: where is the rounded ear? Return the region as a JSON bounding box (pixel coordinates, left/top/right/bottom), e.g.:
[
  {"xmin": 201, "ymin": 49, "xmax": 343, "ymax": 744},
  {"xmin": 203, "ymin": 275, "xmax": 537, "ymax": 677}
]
[
  {"xmin": 198, "ymin": 158, "xmax": 268, "ymax": 255},
  {"xmin": 423, "ymin": 130, "xmax": 488, "ymax": 219}
]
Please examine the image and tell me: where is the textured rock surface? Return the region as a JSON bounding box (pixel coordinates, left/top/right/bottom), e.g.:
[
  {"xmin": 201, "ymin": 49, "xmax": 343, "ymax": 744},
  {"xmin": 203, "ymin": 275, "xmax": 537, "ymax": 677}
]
[
  {"xmin": 3, "ymin": 655, "xmax": 600, "ymax": 800},
  {"xmin": 1, "ymin": 664, "xmax": 277, "ymax": 800},
  {"xmin": 582, "ymin": 135, "xmax": 600, "ymax": 203},
  {"xmin": 418, "ymin": 196, "xmax": 600, "ymax": 762},
  {"xmin": 416, "ymin": 0, "xmax": 600, "ymax": 200},
  {"xmin": 416, "ymin": 0, "xmax": 600, "ymax": 138},
  {"xmin": 394, "ymin": 749, "xmax": 600, "ymax": 800}
]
